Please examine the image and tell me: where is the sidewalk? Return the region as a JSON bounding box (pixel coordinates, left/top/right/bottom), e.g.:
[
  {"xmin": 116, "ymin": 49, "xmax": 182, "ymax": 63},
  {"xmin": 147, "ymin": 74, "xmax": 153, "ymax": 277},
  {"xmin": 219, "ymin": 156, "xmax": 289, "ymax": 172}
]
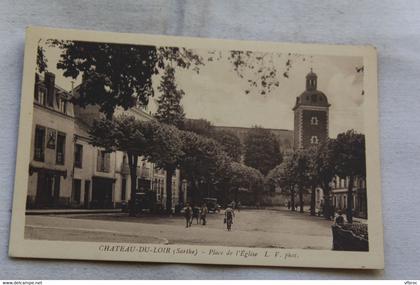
[{"xmin": 26, "ymin": 208, "xmax": 122, "ymax": 215}]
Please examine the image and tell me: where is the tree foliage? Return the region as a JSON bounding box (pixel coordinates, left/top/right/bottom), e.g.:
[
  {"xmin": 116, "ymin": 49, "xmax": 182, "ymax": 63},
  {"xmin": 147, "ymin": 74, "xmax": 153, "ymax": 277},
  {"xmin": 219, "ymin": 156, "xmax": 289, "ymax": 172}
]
[
  {"xmin": 182, "ymin": 119, "xmax": 242, "ymax": 162},
  {"xmin": 265, "ymin": 155, "xmax": 296, "ymax": 209},
  {"xmin": 333, "ymin": 130, "xmax": 366, "ymax": 222},
  {"xmin": 55, "ymin": 41, "xmax": 158, "ymax": 118},
  {"xmin": 89, "ymin": 115, "xmax": 146, "ymax": 154},
  {"xmin": 140, "ymin": 121, "xmax": 184, "ymax": 171},
  {"xmin": 181, "ymin": 118, "xmax": 214, "ymax": 137},
  {"xmin": 244, "ymin": 126, "xmax": 282, "ymax": 175},
  {"xmin": 155, "ymin": 66, "xmax": 186, "ymax": 128},
  {"xmin": 230, "ymin": 162, "xmax": 264, "ymax": 203},
  {"xmin": 140, "ymin": 121, "xmax": 184, "ymax": 213},
  {"xmin": 89, "ymin": 115, "xmax": 147, "ymax": 216},
  {"xmin": 39, "ymin": 40, "xmax": 203, "ymax": 119},
  {"xmin": 211, "ymin": 130, "xmax": 242, "ymax": 162},
  {"xmin": 334, "ymin": 130, "xmax": 366, "ymax": 179},
  {"xmin": 179, "ymin": 130, "xmax": 232, "ymax": 202}
]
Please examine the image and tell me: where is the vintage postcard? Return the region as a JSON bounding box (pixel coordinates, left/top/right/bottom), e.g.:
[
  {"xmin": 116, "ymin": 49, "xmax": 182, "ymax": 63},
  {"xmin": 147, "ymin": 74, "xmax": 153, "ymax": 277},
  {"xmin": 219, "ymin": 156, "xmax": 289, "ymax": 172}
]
[{"xmin": 9, "ymin": 26, "xmax": 383, "ymax": 269}]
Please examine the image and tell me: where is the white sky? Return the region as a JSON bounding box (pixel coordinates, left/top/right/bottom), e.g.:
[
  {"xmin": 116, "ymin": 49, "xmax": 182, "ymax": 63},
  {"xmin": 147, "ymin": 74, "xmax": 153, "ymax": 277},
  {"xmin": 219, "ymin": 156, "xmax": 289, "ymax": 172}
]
[{"xmin": 42, "ymin": 43, "xmax": 364, "ymax": 138}]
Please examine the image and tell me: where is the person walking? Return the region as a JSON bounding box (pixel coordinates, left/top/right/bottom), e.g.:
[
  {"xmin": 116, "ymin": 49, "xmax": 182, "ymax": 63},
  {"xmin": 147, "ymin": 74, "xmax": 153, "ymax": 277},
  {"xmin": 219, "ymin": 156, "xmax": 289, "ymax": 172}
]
[
  {"xmin": 224, "ymin": 204, "xmax": 235, "ymax": 231},
  {"xmin": 192, "ymin": 205, "xmax": 200, "ymax": 225},
  {"xmin": 184, "ymin": 203, "xmax": 192, "ymax": 228},
  {"xmin": 200, "ymin": 203, "xmax": 208, "ymax": 225}
]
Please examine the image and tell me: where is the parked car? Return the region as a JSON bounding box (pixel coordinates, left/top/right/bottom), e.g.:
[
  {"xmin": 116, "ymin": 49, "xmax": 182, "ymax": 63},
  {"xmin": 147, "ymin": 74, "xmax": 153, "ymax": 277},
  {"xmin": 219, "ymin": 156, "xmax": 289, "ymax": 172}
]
[
  {"xmin": 203, "ymin": 197, "xmax": 221, "ymax": 213},
  {"xmin": 121, "ymin": 191, "xmax": 157, "ymax": 214}
]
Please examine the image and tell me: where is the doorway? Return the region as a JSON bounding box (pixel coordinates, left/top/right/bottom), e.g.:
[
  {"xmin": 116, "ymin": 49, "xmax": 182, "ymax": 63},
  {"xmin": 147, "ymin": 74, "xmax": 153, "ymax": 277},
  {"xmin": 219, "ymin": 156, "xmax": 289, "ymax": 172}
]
[
  {"xmin": 35, "ymin": 171, "xmax": 60, "ymax": 208},
  {"xmin": 92, "ymin": 177, "xmax": 114, "ymax": 208}
]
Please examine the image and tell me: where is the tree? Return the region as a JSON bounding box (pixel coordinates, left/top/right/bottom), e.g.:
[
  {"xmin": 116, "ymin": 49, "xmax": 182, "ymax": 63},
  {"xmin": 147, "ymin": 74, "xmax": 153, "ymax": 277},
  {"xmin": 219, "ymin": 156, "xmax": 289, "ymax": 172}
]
[
  {"xmin": 140, "ymin": 121, "xmax": 184, "ymax": 213},
  {"xmin": 89, "ymin": 115, "xmax": 147, "ymax": 216},
  {"xmin": 333, "ymin": 130, "xmax": 366, "ymax": 223},
  {"xmin": 182, "ymin": 119, "xmax": 242, "ymax": 162},
  {"xmin": 181, "ymin": 118, "xmax": 214, "ymax": 137},
  {"xmin": 289, "ymin": 150, "xmax": 312, "ymax": 213},
  {"xmin": 212, "ymin": 130, "xmax": 242, "ymax": 162},
  {"xmin": 54, "ymin": 41, "xmax": 158, "ymax": 119},
  {"xmin": 304, "ymin": 147, "xmax": 321, "ymax": 216},
  {"xmin": 43, "ymin": 40, "xmax": 202, "ymax": 119},
  {"xmin": 266, "ymin": 156, "xmax": 296, "ymax": 210},
  {"xmin": 314, "ymin": 139, "xmax": 337, "ymax": 219},
  {"xmin": 179, "ymin": 131, "xmax": 232, "ymax": 203},
  {"xmin": 155, "ymin": 66, "xmax": 185, "ymax": 128},
  {"xmin": 244, "ymin": 126, "xmax": 282, "ymax": 175},
  {"xmin": 230, "ymin": 162, "xmax": 264, "ymax": 205}
]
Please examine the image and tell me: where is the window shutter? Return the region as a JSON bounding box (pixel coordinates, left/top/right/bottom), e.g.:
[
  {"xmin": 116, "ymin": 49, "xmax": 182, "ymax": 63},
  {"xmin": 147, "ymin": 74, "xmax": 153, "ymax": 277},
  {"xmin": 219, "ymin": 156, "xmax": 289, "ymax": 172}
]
[{"xmin": 96, "ymin": 149, "xmax": 101, "ymax": 172}]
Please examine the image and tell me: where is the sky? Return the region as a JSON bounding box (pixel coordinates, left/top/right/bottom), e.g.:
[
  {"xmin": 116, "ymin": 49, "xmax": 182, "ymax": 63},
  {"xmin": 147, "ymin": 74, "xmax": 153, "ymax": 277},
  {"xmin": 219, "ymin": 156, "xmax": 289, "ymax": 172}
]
[{"xmin": 41, "ymin": 42, "xmax": 364, "ymax": 138}]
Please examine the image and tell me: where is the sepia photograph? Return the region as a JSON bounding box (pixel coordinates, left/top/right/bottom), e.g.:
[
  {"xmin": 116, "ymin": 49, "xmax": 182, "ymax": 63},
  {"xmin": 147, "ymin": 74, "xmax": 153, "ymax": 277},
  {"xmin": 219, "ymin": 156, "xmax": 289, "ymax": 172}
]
[{"xmin": 9, "ymin": 27, "xmax": 383, "ymax": 269}]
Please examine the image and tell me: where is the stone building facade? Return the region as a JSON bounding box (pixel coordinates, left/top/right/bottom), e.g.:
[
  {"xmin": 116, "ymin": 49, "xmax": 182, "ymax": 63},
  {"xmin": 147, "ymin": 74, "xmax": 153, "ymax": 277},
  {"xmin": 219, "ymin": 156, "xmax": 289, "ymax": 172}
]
[{"xmin": 26, "ymin": 72, "xmax": 185, "ymax": 210}]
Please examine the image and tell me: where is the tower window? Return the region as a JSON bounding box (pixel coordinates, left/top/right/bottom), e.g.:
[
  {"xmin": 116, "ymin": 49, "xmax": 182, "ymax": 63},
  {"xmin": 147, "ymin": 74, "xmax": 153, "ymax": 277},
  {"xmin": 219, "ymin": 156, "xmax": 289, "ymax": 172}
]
[
  {"xmin": 311, "ymin": 116, "xmax": 318, "ymax": 125},
  {"xmin": 310, "ymin": 136, "xmax": 319, "ymax": 144}
]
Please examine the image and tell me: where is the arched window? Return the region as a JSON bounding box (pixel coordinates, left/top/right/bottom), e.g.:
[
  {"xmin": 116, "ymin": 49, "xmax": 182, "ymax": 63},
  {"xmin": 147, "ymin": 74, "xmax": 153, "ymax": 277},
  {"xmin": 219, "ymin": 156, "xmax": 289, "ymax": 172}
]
[
  {"xmin": 311, "ymin": 116, "xmax": 318, "ymax": 125},
  {"xmin": 310, "ymin": 136, "xmax": 319, "ymax": 144}
]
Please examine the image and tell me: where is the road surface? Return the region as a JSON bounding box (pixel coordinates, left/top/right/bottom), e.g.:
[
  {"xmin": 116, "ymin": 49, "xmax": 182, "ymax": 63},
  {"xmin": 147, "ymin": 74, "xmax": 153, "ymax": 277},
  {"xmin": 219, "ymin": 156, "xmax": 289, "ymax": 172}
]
[{"xmin": 25, "ymin": 208, "xmax": 333, "ymax": 250}]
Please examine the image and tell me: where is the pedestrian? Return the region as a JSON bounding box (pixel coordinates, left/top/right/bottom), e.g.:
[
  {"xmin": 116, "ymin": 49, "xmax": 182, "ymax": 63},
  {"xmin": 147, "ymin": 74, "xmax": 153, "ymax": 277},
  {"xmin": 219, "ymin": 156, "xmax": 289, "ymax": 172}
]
[
  {"xmin": 287, "ymin": 201, "xmax": 291, "ymax": 210},
  {"xmin": 184, "ymin": 202, "xmax": 192, "ymax": 228},
  {"xmin": 237, "ymin": 201, "xmax": 241, "ymax": 212},
  {"xmin": 224, "ymin": 204, "xmax": 235, "ymax": 231},
  {"xmin": 192, "ymin": 205, "xmax": 200, "ymax": 225},
  {"xmin": 200, "ymin": 203, "xmax": 208, "ymax": 225},
  {"xmin": 335, "ymin": 210, "xmax": 345, "ymax": 226}
]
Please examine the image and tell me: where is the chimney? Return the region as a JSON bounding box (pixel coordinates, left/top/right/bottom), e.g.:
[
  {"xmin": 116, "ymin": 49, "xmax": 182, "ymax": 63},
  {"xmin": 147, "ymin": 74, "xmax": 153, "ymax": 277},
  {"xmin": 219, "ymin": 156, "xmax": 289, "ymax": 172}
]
[{"xmin": 44, "ymin": 72, "xmax": 55, "ymax": 107}]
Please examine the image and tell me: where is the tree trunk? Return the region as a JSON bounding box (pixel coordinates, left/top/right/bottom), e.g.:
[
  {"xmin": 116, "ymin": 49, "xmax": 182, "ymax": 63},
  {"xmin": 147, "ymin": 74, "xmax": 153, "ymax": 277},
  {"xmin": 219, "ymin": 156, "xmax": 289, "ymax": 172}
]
[
  {"xmin": 165, "ymin": 167, "xmax": 175, "ymax": 214},
  {"xmin": 347, "ymin": 176, "xmax": 354, "ymax": 223},
  {"xmin": 299, "ymin": 186, "xmax": 304, "ymax": 213},
  {"xmin": 127, "ymin": 153, "xmax": 138, "ymax": 217},
  {"xmin": 290, "ymin": 187, "xmax": 295, "ymax": 211},
  {"xmin": 310, "ymin": 185, "xmax": 316, "ymax": 216}
]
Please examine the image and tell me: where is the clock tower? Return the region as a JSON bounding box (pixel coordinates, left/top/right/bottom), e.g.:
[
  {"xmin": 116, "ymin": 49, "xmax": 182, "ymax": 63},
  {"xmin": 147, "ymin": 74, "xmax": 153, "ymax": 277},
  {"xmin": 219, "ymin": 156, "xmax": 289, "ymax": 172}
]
[{"xmin": 293, "ymin": 70, "xmax": 330, "ymax": 149}]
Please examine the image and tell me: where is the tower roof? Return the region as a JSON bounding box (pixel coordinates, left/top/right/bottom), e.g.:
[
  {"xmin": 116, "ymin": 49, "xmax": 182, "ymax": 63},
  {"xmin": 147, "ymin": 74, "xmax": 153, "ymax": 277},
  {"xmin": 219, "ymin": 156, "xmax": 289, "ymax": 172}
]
[{"xmin": 293, "ymin": 70, "xmax": 330, "ymax": 110}]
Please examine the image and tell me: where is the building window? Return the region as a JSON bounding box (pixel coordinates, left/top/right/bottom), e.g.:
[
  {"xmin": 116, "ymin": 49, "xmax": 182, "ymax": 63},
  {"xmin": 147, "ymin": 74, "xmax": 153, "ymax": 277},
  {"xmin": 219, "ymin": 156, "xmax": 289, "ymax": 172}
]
[
  {"xmin": 121, "ymin": 179, "xmax": 126, "ymax": 201},
  {"xmin": 310, "ymin": 136, "xmax": 319, "ymax": 144},
  {"xmin": 74, "ymin": 144, "xmax": 83, "ymax": 168},
  {"xmin": 34, "ymin": 125, "xmax": 45, "ymax": 162},
  {"xmin": 35, "ymin": 86, "xmax": 46, "ymax": 105},
  {"xmin": 72, "ymin": 179, "xmax": 81, "ymax": 203},
  {"xmin": 59, "ymin": 98, "xmax": 67, "ymax": 114},
  {"xmin": 310, "ymin": 116, "xmax": 318, "ymax": 125},
  {"xmin": 97, "ymin": 150, "xmax": 110, "ymax": 173},
  {"xmin": 56, "ymin": 132, "xmax": 66, "ymax": 165}
]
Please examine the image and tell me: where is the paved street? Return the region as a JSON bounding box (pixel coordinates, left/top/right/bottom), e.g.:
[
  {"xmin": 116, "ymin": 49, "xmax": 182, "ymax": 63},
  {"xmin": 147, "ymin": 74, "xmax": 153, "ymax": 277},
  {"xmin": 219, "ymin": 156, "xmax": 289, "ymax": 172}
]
[{"xmin": 25, "ymin": 208, "xmax": 333, "ymax": 250}]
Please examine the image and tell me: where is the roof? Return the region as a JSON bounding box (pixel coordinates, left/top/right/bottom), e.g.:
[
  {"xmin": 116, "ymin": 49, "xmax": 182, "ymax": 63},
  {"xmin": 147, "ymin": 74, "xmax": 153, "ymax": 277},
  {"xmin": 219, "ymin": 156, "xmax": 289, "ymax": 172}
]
[{"xmin": 293, "ymin": 71, "xmax": 330, "ymax": 110}]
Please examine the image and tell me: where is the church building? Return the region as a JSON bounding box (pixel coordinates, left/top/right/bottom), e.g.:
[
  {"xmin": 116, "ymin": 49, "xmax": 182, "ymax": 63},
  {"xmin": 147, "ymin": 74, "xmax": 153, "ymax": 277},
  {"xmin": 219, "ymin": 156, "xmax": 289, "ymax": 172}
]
[{"xmin": 293, "ymin": 69, "xmax": 330, "ymax": 149}]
